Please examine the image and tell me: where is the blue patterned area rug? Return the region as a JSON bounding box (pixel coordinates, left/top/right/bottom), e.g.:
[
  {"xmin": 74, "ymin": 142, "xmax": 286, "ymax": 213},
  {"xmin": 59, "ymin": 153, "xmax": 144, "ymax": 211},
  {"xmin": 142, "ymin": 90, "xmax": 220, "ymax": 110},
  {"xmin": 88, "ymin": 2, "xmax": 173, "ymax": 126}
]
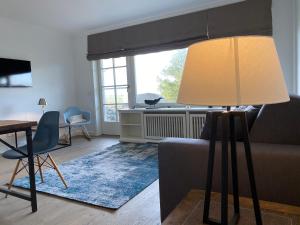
[{"xmin": 13, "ymin": 142, "xmax": 158, "ymax": 209}]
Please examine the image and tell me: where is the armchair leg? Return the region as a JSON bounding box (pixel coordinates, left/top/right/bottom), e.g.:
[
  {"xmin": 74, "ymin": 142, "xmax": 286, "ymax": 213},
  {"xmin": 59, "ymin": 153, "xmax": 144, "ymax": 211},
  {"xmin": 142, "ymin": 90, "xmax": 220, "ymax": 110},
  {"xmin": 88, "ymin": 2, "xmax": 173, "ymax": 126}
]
[
  {"xmin": 81, "ymin": 125, "xmax": 91, "ymax": 141},
  {"xmin": 6, "ymin": 159, "xmax": 22, "ymax": 197},
  {"xmin": 47, "ymin": 154, "xmax": 68, "ymax": 189},
  {"xmin": 36, "ymin": 155, "xmax": 44, "ymax": 183}
]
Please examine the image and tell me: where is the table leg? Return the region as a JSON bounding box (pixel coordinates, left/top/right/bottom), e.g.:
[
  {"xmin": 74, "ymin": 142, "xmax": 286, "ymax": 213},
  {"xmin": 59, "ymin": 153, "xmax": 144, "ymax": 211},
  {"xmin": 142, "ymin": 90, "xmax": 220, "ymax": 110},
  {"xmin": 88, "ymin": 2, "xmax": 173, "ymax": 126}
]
[
  {"xmin": 26, "ymin": 128, "xmax": 37, "ymax": 212},
  {"xmin": 14, "ymin": 132, "xmax": 18, "ymax": 148},
  {"xmin": 68, "ymin": 125, "xmax": 72, "ymax": 146}
]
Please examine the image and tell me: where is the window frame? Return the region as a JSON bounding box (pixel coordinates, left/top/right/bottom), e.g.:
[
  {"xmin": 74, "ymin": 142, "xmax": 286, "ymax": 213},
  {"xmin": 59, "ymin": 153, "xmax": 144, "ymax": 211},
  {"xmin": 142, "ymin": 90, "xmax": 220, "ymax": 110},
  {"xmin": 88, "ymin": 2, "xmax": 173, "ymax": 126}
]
[{"xmin": 99, "ymin": 58, "xmax": 129, "ymax": 122}]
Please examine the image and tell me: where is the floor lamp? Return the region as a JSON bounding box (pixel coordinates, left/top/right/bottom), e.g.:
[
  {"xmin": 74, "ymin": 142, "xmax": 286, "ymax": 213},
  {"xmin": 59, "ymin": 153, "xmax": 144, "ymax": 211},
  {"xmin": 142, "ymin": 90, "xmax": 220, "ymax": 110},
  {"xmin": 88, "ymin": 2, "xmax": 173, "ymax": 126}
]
[{"xmin": 177, "ymin": 36, "xmax": 289, "ymax": 225}]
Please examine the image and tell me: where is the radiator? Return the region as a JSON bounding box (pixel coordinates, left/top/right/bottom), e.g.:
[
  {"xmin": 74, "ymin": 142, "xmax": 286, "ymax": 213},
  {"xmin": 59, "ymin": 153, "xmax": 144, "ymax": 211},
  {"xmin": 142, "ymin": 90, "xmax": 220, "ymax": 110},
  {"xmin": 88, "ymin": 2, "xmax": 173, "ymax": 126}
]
[
  {"xmin": 189, "ymin": 114, "xmax": 206, "ymax": 139},
  {"xmin": 144, "ymin": 114, "xmax": 187, "ymax": 139}
]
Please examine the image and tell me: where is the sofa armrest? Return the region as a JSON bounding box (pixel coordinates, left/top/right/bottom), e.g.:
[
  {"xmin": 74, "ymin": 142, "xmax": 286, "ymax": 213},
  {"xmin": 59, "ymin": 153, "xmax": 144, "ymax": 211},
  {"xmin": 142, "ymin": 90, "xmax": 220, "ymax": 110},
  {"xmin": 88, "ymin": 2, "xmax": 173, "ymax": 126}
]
[{"xmin": 158, "ymin": 138, "xmax": 210, "ymax": 221}]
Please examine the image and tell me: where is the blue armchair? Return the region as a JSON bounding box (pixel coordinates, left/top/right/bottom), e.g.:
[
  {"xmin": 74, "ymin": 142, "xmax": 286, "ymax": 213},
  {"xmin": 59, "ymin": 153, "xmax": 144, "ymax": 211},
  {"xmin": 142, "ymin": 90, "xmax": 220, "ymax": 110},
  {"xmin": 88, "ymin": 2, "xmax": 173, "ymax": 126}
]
[{"xmin": 63, "ymin": 107, "xmax": 92, "ymax": 142}]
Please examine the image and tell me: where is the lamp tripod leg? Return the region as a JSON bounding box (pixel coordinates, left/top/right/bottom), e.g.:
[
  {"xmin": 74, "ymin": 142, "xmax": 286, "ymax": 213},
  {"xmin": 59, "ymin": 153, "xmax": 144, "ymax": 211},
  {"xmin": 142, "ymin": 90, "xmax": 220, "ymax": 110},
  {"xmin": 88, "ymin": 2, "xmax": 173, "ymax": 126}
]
[
  {"xmin": 230, "ymin": 115, "xmax": 240, "ymax": 216},
  {"xmin": 203, "ymin": 112, "xmax": 247, "ymax": 225},
  {"xmin": 221, "ymin": 114, "xmax": 229, "ymax": 225},
  {"xmin": 203, "ymin": 112, "xmax": 219, "ymax": 223},
  {"xmin": 240, "ymin": 113, "xmax": 262, "ymax": 225}
]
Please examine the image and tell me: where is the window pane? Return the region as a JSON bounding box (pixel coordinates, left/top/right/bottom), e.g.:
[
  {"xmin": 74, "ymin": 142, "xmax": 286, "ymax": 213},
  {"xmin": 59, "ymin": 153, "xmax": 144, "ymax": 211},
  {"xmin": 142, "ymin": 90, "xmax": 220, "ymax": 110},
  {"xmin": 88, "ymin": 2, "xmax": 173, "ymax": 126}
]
[
  {"xmin": 116, "ymin": 88, "xmax": 128, "ymax": 104},
  {"xmin": 114, "ymin": 57, "xmax": 126, "ymax": 67},
  {"xmin": 134, "ymin": 48, "xmax": 187, "ymax": 103},
  {"xmin": 103, "ymin": 87, "xmax": 115, "ymax": 104},
  {"xmin": 104, "ymin": 105, "xmax": 117, "ymax": 122},
  {"xmin": 102, "ymin": 58, "xmax": 113, "ymax": 68},
  {"xmin": 100, "ymin": 56, "xmax": 129, "ymax": 124},
  {"xmin": 115, "ymin": 67, "xmax": 127, "ymax": 85},
  {"xmin": 102, "ymin": 68, "xmax": 114, "ymax": 86}
]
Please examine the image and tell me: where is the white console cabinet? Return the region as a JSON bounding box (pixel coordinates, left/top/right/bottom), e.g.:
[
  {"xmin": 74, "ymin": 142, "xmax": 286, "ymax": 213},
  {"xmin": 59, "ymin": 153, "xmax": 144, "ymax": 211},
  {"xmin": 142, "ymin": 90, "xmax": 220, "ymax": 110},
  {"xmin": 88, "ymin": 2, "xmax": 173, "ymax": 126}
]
[
  {"xmin": 119, "ymin": 111, "xmax": 144, "ymax": 143},
  {"xmin": 119, "ymin": 108, "xmax": 210, "ymax": 143}
]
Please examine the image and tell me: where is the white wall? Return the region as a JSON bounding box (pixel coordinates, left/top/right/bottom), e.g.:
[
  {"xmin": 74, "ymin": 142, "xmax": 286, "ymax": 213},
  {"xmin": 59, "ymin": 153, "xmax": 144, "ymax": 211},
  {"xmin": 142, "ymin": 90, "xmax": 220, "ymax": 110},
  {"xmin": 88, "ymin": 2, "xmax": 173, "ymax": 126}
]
[
  {"xmin": 72, "ymin": 34, "xmax": 101, "ymax": 135},
  {"xmin": 72, "ymin": 0, "xmax": 299, "ymax": 134},
  {"xmin": 272, "ymin": 0, "xmax": 297, "ymax": 94},
  {"xmin": 0, "ymin": 17, "xmax": 77, "ymax": 120},
  {"xmin": 0, "ymin": 17, "xmax": 77, "ymax": 149}
]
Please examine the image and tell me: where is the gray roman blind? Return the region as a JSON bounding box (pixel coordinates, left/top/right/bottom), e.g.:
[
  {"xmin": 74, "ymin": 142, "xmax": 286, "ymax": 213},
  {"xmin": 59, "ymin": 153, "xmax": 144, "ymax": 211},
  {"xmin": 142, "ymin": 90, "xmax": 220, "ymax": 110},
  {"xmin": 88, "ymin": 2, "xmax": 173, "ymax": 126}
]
[
  {"xmin": 207, "ymin": 0, "xmax": 272, "ymax": 39},
  {"xmin": 87, "ymin": 0, "xmax": 272, "ymax": 60}
]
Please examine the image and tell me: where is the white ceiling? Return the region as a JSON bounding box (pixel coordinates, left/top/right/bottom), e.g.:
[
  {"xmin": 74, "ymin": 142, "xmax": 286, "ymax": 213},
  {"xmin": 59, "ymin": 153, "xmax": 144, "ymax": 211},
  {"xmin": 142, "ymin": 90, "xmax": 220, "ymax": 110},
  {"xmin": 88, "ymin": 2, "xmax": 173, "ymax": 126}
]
[{"xmin": 0, "ymin": 0, "xmax": 243, "ymax": 33}]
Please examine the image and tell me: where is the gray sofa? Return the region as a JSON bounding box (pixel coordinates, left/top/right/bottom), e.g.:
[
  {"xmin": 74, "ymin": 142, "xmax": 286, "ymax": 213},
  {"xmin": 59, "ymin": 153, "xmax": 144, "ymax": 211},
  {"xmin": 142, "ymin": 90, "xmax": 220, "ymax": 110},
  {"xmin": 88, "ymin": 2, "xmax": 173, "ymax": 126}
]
[{"xmin": 158, "ymin": 95, "xmax": 300, "ymax": 222}]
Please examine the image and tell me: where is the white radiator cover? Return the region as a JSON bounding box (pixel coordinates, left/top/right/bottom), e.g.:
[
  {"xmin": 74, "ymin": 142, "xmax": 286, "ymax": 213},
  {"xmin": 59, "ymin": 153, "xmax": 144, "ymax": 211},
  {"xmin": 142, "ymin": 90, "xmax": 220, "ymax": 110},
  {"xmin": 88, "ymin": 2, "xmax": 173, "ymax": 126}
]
[
  {"xmin": 119, "ymin": 109, "xmax": 208, "ymax": 143},
  {"xmin": 189, "ymin": 114, "xmax": 206, "ymax": 139},
  {"xmin": 143, "ymin": 113, "xmax": 206, "ymax": 140},
  {"xmin": 144, "ymin": 114, "xmax": 187, "ymax": 139}
]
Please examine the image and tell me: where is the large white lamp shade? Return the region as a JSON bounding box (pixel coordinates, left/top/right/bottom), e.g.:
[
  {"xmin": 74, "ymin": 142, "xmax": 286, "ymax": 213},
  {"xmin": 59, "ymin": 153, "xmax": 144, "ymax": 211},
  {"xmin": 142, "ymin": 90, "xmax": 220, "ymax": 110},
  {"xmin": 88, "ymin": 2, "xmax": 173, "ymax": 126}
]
[{"xmin": 177, "ymin": 36, "xmax": 290, "ymax": 106}]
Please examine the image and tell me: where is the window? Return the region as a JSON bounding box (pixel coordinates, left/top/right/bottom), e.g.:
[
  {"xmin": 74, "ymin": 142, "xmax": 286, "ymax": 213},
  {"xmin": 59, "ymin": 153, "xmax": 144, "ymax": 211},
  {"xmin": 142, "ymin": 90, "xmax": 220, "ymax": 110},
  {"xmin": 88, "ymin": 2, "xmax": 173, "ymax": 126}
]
[
  {"xmin": 100, "ymin": 57, "xmax": 129, "ymax": 122},
  {"xmin": 98, "ymin": 49, "xmax": 188, "ymax": 126},
  {"xmin": 134, "ymin": 48, "xmax": 187, "ymax": 104}
]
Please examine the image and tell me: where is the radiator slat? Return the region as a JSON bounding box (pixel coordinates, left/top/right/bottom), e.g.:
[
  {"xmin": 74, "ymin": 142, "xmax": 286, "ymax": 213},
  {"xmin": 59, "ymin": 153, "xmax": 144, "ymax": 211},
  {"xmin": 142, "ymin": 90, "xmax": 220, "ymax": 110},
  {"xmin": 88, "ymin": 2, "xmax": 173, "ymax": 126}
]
[{"xmin": 189, "ymin": 114, "xmax": 206, "ymax": 139}]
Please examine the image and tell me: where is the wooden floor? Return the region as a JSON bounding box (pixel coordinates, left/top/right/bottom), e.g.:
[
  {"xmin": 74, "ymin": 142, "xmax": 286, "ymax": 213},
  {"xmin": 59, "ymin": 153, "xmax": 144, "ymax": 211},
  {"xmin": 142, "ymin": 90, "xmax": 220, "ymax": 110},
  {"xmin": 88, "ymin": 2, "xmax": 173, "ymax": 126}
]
[
  {"xmin": 164, "ymin": 190, "xmax": 300, "ymax": 225},
  {"xmin": 0, "ymin": 136, "xmax": 300, "ymax": 225},
  {"xmin": 0, "ymin": 136, "xmax": 161, "ymax": 225}
]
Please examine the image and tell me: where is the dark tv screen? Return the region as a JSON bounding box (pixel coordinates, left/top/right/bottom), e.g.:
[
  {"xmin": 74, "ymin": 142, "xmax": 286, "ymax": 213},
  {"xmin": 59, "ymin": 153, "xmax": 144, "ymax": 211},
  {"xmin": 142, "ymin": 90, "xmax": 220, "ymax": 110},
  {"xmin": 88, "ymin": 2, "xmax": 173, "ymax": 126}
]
[{"xmin": 0, "ymin": 58, "xmax": 32, "ymax": 87}]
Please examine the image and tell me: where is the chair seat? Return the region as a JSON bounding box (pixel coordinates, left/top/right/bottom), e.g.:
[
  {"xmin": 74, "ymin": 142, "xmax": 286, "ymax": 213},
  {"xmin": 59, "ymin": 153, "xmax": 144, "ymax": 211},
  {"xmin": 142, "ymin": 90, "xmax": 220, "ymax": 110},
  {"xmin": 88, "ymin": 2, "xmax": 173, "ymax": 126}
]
[
  {"xmin": 2, "ymin": 142, "xmax": 56, "ymax": 159},
  {"xmin": 68, "ymin": 121, "xmax": 90, "ymax": 127},
  {"xmin": 2, "ymin": 148, "xmax": 27, "ymax": 159}
]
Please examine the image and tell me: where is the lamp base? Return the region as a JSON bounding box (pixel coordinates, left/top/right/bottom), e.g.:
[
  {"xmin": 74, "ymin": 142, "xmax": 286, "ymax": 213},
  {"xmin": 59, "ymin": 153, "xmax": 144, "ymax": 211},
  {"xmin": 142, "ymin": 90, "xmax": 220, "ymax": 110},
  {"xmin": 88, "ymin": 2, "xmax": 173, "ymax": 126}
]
[{"xmin": 202, "ymin": 111, "xmax": 262, "ymax": 225}]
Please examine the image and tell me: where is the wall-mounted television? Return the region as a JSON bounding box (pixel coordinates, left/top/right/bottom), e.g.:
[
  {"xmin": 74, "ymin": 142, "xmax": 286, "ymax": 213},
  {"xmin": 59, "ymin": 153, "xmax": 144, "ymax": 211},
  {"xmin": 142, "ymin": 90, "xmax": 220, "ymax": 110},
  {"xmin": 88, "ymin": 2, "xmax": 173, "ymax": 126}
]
[{"xmin": 0, "ymin": 58, "xmax": 32, "ymax": 87}]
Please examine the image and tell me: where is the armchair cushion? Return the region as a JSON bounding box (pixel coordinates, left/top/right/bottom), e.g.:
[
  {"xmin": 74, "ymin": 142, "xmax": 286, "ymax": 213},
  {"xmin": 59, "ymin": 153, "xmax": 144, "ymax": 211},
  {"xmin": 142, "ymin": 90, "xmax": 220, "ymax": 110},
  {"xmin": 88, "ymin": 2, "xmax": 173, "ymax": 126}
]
[{"xmin": 69, "ymin": 114, "xmax": 87, "ymax": 124}]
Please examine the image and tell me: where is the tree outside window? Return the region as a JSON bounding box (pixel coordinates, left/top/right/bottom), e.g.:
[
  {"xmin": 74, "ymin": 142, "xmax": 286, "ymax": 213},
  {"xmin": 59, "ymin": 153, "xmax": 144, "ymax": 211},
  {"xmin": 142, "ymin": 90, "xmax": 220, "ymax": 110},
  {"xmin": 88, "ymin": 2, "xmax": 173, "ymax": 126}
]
[{"xmin": 135, "ymin": 48, "xmax": 187, "ymax": 104}]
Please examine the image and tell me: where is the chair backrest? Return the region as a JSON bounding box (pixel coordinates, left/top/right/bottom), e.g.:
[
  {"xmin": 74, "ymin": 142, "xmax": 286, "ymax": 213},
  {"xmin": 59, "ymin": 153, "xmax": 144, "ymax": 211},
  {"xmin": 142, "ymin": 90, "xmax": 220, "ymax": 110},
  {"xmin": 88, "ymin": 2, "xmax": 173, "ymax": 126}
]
[
  {"xmin": 33, "ymin": 111, "xmax": 60, "ymax": 151},
  {"xmin": 64, "ymin": 107, "xmax": 81, "ymax": 124}
]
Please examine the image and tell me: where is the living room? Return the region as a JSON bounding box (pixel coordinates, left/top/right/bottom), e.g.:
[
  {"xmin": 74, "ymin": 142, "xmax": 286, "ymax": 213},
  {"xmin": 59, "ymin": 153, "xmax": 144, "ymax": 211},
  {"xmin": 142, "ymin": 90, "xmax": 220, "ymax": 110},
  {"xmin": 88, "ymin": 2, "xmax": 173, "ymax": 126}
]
[{"xmin": 0, "ymin": 0, "xmax": 298, "ymax": 225}]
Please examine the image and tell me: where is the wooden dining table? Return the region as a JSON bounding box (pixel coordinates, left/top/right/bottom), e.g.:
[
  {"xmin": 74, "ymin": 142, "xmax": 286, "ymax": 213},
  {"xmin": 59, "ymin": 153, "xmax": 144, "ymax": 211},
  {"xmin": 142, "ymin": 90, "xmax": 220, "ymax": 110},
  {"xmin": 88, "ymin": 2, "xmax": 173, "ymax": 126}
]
[{"xmin": 0, "ymin": 120, "xmax": 37, "ymax": 212}]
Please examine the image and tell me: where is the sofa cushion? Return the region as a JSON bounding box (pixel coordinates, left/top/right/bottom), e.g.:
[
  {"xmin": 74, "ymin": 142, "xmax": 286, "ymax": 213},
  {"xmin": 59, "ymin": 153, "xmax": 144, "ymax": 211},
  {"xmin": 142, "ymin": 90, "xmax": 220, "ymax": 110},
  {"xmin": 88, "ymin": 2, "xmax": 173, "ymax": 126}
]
[
  {"xmin": 200, "ymin": 106, "xmax": 260, "ymax": 140},
  {"xmin": 250, "ymin": 95, "xmax": 300, "ymax": 145}
]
